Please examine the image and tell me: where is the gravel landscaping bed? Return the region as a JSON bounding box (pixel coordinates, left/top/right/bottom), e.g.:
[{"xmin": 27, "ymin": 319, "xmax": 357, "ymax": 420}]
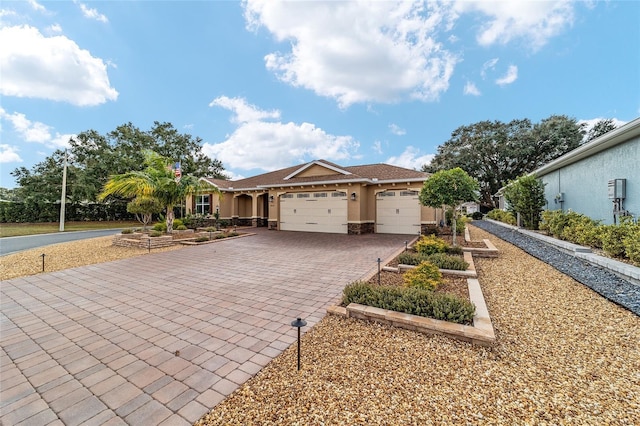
[
  {"xmin": 0, "ymin": 235, "xmax": 183, "ymax": 281},
  {"xmin": 196, "ymin": 225, "xmax": 640, "ymax": 425},
  {"xmin": 472, "ymin": 220, "xmax": 640, "ymax": 315}
]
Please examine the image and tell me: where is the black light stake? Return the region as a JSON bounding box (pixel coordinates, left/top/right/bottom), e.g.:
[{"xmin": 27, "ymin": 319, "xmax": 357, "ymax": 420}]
[
  {"xmin": 405, "ymin": 241, "xmax": 408, "ymax": 252},
  {"xmin": 148, "ymin": 238, "xmax": 151, "ymax": 253},
  {"xmin": 40, "ymin": 253, "xmax": 46, "ymax": 272},
  {"xmin": 377, "ymin": 258, "xmax": 381, "ymax": 285},
  {"xmin": 291, "ymin": 317, "xmax": 307, "ymax": 371}
]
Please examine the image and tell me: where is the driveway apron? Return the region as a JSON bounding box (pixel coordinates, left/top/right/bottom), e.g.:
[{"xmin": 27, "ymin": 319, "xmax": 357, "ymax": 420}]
[{"xmin": 1, "ymin": 229, "xmax": 410, "ymax": 425}]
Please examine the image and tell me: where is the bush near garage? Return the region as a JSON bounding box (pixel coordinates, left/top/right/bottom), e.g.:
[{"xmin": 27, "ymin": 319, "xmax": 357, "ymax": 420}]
[
  {"xmin": 403, "ymin": 261, "xmax": 443, "ymax": 291},
  {"xmin": 414, "ymin": 235, "xmax": 449, "ymax": 255}
]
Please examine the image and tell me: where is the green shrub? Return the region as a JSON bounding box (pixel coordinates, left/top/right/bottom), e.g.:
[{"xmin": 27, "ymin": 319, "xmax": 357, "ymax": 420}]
[
  {"xmin": 121, "ymin": 228, "xmax": 134, "ymax": 234},
  {"xmin": 561, "ymin": 213, "xmax": 602, "ymax": 247},
  {"xmin": 601, "ymin": 224, "xmax": 627, "ymax": 257},
  {"xmin": 149, "ymin": 230, "xmax": 163, "ymax": 237},
  {"xmin": 195, "ymin": 235, "xmax": 209, "ymax": 242},
  {"xmin": 431, "ymin": 294, "xmax": 477, "ymax": 324},
  {"xmin": 414, "ymin": 235, "xmax": 449, "ymax": 255},
  {"xmin": 227, "ymin": 231, "xmax": 239, "ymax": 237},
  {"xmin": 424, "ymin": 253, "xmax": 469, "ymax": 271},
  {"xmin": 471, "ymin": 211, "xmax": 483, "ymax": 220},
  {"xmin": 454, "ymin": 217, "xmax": 466, "ymax": 235},
  {"xmin": 152, "ymin": 222, "xmax": 167, "ymax": 232},
  {"xmin": 446, "ymin": 245, "xmax": 464, "ymax": 255},
  {"xmin": 182, "ymin": 214, "xmax": 208, "ymax": 229},
  {"xmin": 623, "ymin": 224, "xmax": 640, "ymax": 266},
  {"xmin": 397, "ymin": 252, "xmax": 468, "ymax": 270},
  {"xmin": 486, "ymin": 209, "xmax": 516, "ymax": 225},
  {"xmin": 540, "ymin": 209, "xmax": 569, "ymax": 238},
  {"xmin": 341, "ymin": 281, "xmax": 475, "ymax": 324},
  {"xmin": 176, "ymin": 225, "xmax": 188, "ymax": 231},
  {"xmin": 214, "ymin": 234, "xmax": 227, "ymax": 239},
  {"xmin": 403, "ymin": 261, "xmax": 442, "ymax": 291}
]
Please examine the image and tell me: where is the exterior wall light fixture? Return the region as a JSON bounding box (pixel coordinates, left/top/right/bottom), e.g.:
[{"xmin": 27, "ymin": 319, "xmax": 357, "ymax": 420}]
[
  {"xmin": 350, "ymin": 192, "xmax": 357, "ymax": 201},
  {"xmin": 269, "ymin": 195, "xmax": 274, "ymax": 203}
]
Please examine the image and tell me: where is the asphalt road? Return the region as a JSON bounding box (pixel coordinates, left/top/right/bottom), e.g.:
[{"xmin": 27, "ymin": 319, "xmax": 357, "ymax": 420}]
[{"xmin": 0, "ymin": 229, "xmax": 123, "ymax": 256}]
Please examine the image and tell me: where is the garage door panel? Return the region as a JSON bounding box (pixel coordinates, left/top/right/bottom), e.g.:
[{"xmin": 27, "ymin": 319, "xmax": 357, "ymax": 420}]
[
  {"xmin": 376, "ymin": 191, "xmax": 421, "ymax": 234},
  {"xmin": 280, "ymin": 192, "xmax": 347, "ymax": 233}
]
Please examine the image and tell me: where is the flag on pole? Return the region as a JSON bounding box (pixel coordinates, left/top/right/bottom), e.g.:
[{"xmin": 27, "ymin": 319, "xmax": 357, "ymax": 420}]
[{"xmin": 174, "ymin": 161, "xmax": 181, "ymax": 183}]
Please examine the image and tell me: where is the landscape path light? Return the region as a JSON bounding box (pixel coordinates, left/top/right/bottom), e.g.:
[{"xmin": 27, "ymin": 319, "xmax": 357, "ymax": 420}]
[{"xmin": 291, "ymin": 317, "xmax": 307, "ymax": 371}]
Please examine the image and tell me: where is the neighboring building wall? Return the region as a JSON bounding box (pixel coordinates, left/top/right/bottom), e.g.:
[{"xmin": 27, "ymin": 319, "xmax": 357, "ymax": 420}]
[{"xmin": 538, "ymin": 133, "xmax": 639, "ymax": 224}]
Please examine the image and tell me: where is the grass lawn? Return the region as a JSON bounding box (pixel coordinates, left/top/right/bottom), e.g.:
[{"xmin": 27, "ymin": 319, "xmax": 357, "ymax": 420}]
[{"xmin": 0, "ymin": 221, "xmax": 141, "ymax": 238}]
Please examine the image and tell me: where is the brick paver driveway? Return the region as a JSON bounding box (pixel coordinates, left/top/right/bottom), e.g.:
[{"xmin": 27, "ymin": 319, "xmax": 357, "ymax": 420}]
[{"xmin": 1, "ymin": 229, "xmax": 411, "ymax": 425}]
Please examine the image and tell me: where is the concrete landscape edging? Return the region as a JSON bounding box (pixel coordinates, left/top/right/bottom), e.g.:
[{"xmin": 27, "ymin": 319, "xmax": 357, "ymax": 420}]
[
  {"xmin": 484, "ymin": 218, "xmax": 640, "ymax": 286},
  {"xmin": 327, "ymin": 231, "xmax": 497, "ymax": 346}
]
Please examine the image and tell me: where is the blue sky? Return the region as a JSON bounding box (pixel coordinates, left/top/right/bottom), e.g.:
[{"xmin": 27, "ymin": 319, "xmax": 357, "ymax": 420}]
[{"xmin": 1, "ymin": 0, "xmax": 638, "ymax": 188}]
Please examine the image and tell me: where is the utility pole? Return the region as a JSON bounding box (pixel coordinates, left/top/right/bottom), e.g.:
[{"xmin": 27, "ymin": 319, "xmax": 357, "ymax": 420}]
[{"xmin": 59, "ymin": 148, "xmax": 68, "ymax": 232}]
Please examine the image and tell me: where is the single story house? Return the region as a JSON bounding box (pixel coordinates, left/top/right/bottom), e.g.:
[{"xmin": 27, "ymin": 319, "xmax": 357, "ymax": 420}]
[
  {"xmin": 497, "ymin": 116, "xmax": 639, "ymax": 225},
  {"xmin": 186, "ymin": 159, "xmax": 442, "ymax": 235}
]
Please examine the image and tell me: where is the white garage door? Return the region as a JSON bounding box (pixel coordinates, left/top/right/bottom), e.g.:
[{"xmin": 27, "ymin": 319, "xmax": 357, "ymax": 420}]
[
  {"xmin": 376, "ymin": 190, "xmax": 421, "ymax": 234},
  {"xmin": 280, "ymin": 191, "xmax": 348, "ymax": 234}
]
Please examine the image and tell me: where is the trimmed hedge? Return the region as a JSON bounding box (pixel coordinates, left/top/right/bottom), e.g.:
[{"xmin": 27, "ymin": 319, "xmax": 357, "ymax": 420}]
[
  {"xmin": 342, "ymin": 281, "xmax": 475, "ymax": 324},
  {"xmin": 414, "ymin": 235, "xmax": 449, "ymax": 255},
  {"xmin": 486, "ymin": 209, "xmax": 516, "ymax": 225},
  {"xmin": 540, "ymin": 210, "xmax": 639, "ymax": 266},
  {"xmin": 397, "ymin": 252, "xmax": 469, "ymax": 271}
]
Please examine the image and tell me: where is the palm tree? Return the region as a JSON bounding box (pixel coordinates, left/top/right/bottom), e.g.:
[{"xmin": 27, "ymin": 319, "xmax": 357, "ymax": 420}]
[{"xmin": 99, "ymin": 150, "xmax": 219, "ymax": 233}]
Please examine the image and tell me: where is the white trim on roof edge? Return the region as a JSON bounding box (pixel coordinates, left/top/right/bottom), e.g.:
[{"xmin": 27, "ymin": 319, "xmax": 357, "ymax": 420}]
[
  {"xmin": 283, "ymin": 160, "xmax": 352, "ymax": 180},
  {"xmin": 533, "ymin": 117, "xmax": 640, "ymax": 176}
]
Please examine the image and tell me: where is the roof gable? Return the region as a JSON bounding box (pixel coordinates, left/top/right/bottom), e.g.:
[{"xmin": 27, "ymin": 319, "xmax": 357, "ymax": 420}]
[{"xmin": 283, "ymin": 160, "xmax": 352, "ymax": 180}]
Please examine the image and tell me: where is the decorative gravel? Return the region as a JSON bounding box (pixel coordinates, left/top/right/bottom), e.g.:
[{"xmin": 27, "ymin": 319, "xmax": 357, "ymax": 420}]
[
  {"xmin": 472, "ymin": 220, "xmax": 640, "ymax": 315},
  {"xmin": 196, "ymin": 225, "xmax": 640, "ymax": 425}
]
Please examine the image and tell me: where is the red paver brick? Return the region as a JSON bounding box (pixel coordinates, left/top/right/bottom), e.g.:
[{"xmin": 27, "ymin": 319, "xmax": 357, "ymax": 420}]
[
  {"xmin": 124, "ymin": 400, "xmax": 172, "ymax": 425},
  {"xmin": 101, "ymin": 382, "xmax": 143, "ymax": 410},
  {"xmin": 152, "ymin": 380, "xmax": 189, "ymax": 404},
  {"xmin": 128, "ymin": 365, "xmax": 164, "ymax": 388},
  {"xmin": 58, "ymin": 396, "xmax": 107, "ymax": 426},
  {"xmin": 177, "ymin": 400, "xmax": 208, "ymax": 424}
]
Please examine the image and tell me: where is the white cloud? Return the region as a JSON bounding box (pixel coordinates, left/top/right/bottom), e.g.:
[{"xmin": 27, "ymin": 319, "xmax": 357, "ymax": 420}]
[
  {"xmin": 389, "ymin": 124, "xmax": 406, "ymax": 136},
  {"xmin": 0, "ymin": 25, "xmax": 118, "ymax": 106},
  {"xmin": 481, "ymin": 57, "xmax": 499, "ymax": 79},
  {"xmin": 496, "ymin": 65, "xmax": 518, "ymax": 86},
  {"xmin": 205, "ymin": 97, "xmax": 359, "ymax": 171},
  {"xmin": 464, "ymin": 81, "xmax": 481, "ymax": 96},
  {"xmin": 209, "ymin": 96, "xmax": 280, "ymax": 123},
  {"xmin": 203, "ymin": 121, "xmax": 359, "ymax": 172},
  {"xmin": 76, "ymin": 1, "xmax": 108, "ymax": 23},
  {"xmin": 27, "ymin": 0, "xmax": 46, "ymax": 12},
  {"xmin": 244, "ymin": 0, "xmax": 458, "ymax": 108},
  {"xmin": 454, "ymin": 0, "xmax": 575, "ymax": 50},
  {"xmin": 0, "ymin": 108, "xmax": 73, "ymax": 149},
  {"xmin": 48, "ymin": 23, "xmax": 62, "ymax": 33},
  {"xmin": 0, "ymin": 144, "xmax": 23, "ymax": 163},
  {"xmin": 579, "ymin": 117, "xmax": 627, "ymax": 138},
  {"xmin": 0, "ymin": 108, "xmax": 51, "ymax": 143},
  {"xmin": 373, "ymin": 140, "xmax": 383, "ymax": 155},
  {"xmin": 386, "ymin": 146, "xmax": 434, "ymax": 170}
]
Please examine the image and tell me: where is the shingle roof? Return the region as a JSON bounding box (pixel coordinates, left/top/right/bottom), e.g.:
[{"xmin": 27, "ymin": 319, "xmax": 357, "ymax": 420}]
[{"xmin": 204, "ymin": 160, "xmax": 428, "ymax": 191}]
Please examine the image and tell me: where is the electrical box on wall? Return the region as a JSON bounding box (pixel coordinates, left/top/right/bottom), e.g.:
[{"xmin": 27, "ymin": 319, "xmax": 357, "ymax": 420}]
[{"xmin": 608, "ymin": 179, "xmax": 626, "ymax": 199}]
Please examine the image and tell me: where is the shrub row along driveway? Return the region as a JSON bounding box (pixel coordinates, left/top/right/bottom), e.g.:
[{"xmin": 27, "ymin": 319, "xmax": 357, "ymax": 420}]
[{"xmin": 1, "ymin": 229, "xmax": 410, "ymax": 426}]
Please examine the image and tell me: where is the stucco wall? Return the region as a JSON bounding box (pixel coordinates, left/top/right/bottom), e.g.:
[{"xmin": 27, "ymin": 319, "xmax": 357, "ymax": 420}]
[{"xmin": 539, "ymin": 136, "xmax": 639, "ymax": 224}]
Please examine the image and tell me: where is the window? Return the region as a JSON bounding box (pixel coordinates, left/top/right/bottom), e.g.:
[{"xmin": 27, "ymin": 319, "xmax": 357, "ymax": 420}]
[
  {"xmin": 378, "ymin": 191, "xmax": 396, "ymax": 197},
  {"xmin": 297, "ymin": 193, "xmax": 310, "ymax": 198},
  {"xmin": 332, "ymin": 191, "xmax": 347, "ymax": 197},
  {"xmin": 282, "ymin": 194, "xmax": 294, "ymax": 199},
  {"xmin": 314, "ymin": 193, "xmax": 327, "ymax": 198},
  {"xmin": 196, "ymin": 195, "xmax": 210, "ymax": 215},
  {"xmin": 400, "ymin": 191, "xmax": 418, "ymax": 196}
]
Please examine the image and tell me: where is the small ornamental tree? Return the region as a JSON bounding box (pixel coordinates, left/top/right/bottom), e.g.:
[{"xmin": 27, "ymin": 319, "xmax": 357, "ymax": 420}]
[
  {"xmin": 419, "ymin": 168, "xmax": 479, "ymax": 246},
  {"xmin": 127, "ymin": 196, "xmax": 163, "ymax": 231},
  {"xmin": 503, "ymin": 174, "xmax": 546, "ymax": 229}
]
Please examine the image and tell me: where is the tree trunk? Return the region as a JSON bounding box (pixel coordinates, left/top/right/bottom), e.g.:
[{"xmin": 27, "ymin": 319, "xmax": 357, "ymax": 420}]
[{"xmin": 166, "ymin": 206, "xmax": 174, "ymax": 234}]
